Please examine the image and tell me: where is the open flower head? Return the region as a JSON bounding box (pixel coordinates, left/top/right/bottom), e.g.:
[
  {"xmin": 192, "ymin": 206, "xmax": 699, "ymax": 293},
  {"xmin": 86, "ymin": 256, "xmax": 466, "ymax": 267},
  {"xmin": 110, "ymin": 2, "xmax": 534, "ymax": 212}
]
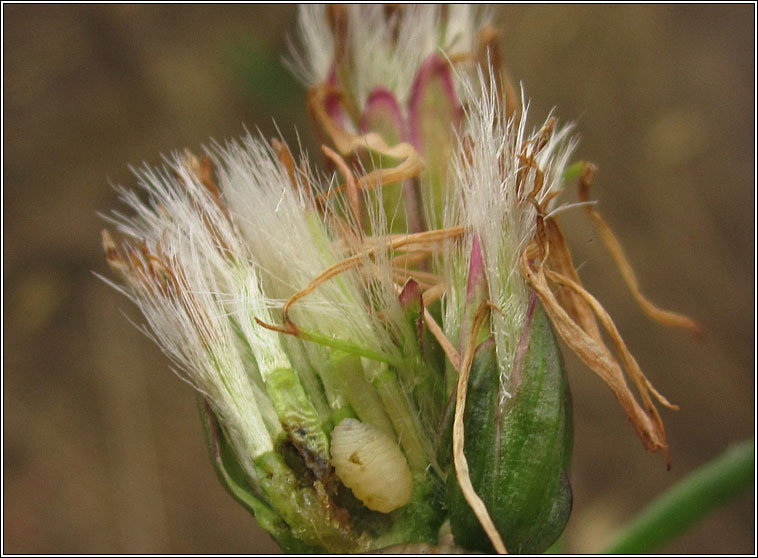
[{"xmin": 102, "ymin": 5, "xmax": 698, "ymax": 554}]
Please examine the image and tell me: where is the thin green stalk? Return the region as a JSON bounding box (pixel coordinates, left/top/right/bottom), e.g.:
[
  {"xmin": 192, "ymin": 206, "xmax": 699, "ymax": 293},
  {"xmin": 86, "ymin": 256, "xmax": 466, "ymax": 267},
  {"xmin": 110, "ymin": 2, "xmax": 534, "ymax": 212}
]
[
  {"xmin": 295, "ymin": 325, "xmax": 399, "ymax": 366},
  {"xmin": 602, "ymin": 440, "xmax": 754, "ymax": 554}
]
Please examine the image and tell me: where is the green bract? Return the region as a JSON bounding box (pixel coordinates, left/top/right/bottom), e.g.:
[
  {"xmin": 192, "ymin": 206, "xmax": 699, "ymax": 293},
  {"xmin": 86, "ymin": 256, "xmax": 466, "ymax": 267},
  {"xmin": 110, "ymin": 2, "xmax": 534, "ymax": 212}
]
[{"xmin": 446, "ymin": 301, "xmax": 573, "ymax": 554}]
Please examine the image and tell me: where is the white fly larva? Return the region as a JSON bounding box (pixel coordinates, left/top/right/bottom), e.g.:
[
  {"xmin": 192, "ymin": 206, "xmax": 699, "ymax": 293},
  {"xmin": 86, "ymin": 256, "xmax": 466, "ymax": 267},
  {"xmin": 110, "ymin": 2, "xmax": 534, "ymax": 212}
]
[{"xmin": 330, "ymin": 418, "xmax": 413, "ymax": 513}]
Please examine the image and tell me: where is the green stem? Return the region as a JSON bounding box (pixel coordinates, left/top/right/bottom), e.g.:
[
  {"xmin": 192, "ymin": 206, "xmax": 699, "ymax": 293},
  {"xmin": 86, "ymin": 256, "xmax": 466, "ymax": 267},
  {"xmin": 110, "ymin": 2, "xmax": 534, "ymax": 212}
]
[
  {"xmin": 296, "ymin": 325, "xmax": 399, "ymax": 366},
  {"xmin": 602, "ymin": 440, "xmax": 754, "ymax": 554}
]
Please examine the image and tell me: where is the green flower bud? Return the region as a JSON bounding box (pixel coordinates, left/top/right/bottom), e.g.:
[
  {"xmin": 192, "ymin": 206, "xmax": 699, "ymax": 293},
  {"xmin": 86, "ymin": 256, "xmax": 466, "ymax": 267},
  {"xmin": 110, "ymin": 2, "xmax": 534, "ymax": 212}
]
[{"xmin": 446, "ymin": 298, "xmax": 573, "ymax": 554}]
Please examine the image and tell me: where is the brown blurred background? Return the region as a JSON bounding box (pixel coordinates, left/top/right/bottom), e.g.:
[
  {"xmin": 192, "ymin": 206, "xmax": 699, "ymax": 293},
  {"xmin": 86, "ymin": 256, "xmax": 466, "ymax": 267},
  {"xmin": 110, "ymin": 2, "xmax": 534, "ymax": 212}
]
[{"xmin": 3, "ymin": 5, "xmax": 754, "ymax": 554}]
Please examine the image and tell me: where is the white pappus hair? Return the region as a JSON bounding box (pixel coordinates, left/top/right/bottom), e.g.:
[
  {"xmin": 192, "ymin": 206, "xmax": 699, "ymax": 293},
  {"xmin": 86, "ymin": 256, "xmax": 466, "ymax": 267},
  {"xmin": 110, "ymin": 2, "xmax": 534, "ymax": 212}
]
[{"xmin": 445, "ymin": 70, "xmax": 577, "ymax": 394}]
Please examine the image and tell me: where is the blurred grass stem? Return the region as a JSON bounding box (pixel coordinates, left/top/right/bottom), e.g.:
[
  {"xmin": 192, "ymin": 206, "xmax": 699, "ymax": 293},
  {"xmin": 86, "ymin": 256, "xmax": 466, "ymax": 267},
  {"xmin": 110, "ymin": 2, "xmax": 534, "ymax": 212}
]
[{"xmin": 603, "ymin": 440, "xmax": 754, "ymax": 554}]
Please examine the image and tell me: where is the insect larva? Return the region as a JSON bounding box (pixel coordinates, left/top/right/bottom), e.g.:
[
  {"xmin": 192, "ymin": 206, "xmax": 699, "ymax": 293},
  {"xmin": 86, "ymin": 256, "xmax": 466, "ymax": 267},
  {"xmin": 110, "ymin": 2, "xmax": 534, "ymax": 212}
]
[{"xmin": 330, "ymin": 418, "xmax": 413, "ymax": 513}]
